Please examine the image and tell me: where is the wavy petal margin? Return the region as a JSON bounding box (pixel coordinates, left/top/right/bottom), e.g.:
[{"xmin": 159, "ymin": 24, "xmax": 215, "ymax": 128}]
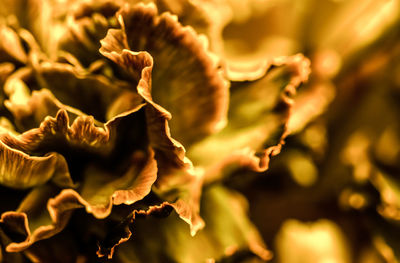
[
  {"xmin": 188, "ymin": 54, "xmax": 311, "ymax": 183},
  {"xmin": 100, "ymin": 33, "xmax": 204, "ymax": 234},
  {"xmin": 1, "ymin": 149, "xmax": 156, "ymax": 254},
  {"xmin": 1, "ymin": 186, "xmax": 83, "ymax": 253},
  {"xmin": 32, "ymin": 60, "xmax": 131, "ymax": 123},
  {"xmin": 96, "ymin": 201, "xmax": 173, "ymax": 259},
  {"xmin": 78, "ymin": 148, "xmax": 158, "ymax": 218},
  {"xmin": 113, "ymin": 185, "xmax": 271, "ymax": 263},
  {"xmin": 58, "ymin": 0, "xmax": 121, "ymax": 65},
  {"xmin": 100, "ymin": 47, "xmax": 189, "ymax": 172},
  {"xmin": 0, "ymin": 140, "xmax": 70, "ymax": 189},
  {"xmin": 2, "ymin": 109, "xmax": 114, "ymax": 156},
  {"xmin": 2, "ymin": 65, "xmax": 146, "ymax": 157},
  {"xmin": 1, "ymin": 77, "xmax": 156, "ymax": 253},
  {"xmin": 104, "ymin": 2, "xmax": 229, "ymax": 146}
]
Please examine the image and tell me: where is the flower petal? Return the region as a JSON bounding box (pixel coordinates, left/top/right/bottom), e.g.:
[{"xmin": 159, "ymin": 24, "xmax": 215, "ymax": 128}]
[
  {"xmin": 103, "ymin": 3, "xmax": 229, "ymax": 145},
  {"xmin": 58, "ymin": 0, "xmax": 120, "ymax": 65},
  {"xmin": 32, "ymin": 61, "xmax": 132, "ymax": 123},
  {"xmin": 0, "ymin": 26, "xmax": 27, "ymax": 64},
  {"xmin": 188, "ymin": 54, "xmax": 310, "ymax": 183},
  {"xmin": 1, "ymin": 149, "xmax": 157, "ymax": 254},
  {"xmin": 99, "ymin": 46, "xmax": 204, "ymax": 235},
  {"xmin": 96, "ymin": 200, "xmax": 173, "ymax": 259},
  {"xmin": 0, "ymin": 185, "xmax": 84, "ymax": 253},
  {"xmin": 114, "ymin": 185, "xmax": 271, "ymax": 262},
  {"xmin": 287, "ymin": 80, "xmax": 335, "ymax": 134},
  {"xmin": 0, "ymin": 138, "xmax": 71, "ymax": 189},
  {"xmin": 77, "ymin": 148, "xmax": 158, "ymax": 218}
]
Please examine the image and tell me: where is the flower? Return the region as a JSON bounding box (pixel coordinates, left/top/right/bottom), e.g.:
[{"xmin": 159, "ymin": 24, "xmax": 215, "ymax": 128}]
[
  {"xmin": 0, "ymin": 0, "xmax": 309, "ymax": 262},
  {"xmin": 3, "ymin": 0, "xmax": 397, "ymax": 262}
]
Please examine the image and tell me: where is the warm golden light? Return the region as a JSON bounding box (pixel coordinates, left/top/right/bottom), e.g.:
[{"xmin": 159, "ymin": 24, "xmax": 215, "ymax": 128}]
[
  {"xmin": 1, "ymin": 0, "xmax": 400, "ymax": 262},
  {"xmin": 275, "ymin": 219, "xmax": 351, "ymax": 263}
]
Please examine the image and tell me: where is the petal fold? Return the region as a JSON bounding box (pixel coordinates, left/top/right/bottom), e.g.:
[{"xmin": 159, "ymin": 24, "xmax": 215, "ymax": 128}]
[
  {"xmin": 102, "ymin": 2, "xmax": 229, "ymax": 145},
  {"xmin": 188, "ymin": 54, "xmax": 310, "ymax": 183}
]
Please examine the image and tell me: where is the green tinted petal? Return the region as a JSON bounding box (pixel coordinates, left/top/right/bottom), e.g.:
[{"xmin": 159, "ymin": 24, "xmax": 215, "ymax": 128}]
[
  {"xmin": 96, "ymin": 200, "xmax": 173, "ymax": 259},
  {"xmin": 33, "ymin": 61, "xmax": 129, "ymax": 123},
  {"xmin": 0, "ymin": 138, "xmax": 71, "ymax": 189},
  {"xmin": 115, "ymin": 185, "xmax": 271, "ymax": 263},
  {"xmin": 0, "ymin": 185, "xmax": 83, "ymax": 252},
  {"xmin": 99, "ymin": 47, "xmax": 204, "ymax": 234},
  {"xmin": 107, "ymin": 3, "xmax": 229, "ymax": 145},
  {"xmin": 78, "ymin": 149, "xmax": 157, "ymax": 218},
  {"xmin": 188, "ymin": 54, "xmax": 310, "ymax": 183},
  {"xmin": 58, "ymin": 0, "xmax": 120, "ymax": 65}
]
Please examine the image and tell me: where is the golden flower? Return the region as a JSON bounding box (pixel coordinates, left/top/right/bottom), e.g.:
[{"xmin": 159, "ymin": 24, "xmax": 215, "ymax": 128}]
[
  {"xmin": 2, "ymin": 0, "xmax": 399, "ymax": 262},
  {"xmin": 0, "ymin": 0, "xmax": 309, "ymax": 262}
]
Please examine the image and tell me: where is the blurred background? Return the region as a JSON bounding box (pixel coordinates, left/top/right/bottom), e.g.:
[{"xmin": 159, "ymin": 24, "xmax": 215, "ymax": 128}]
[{"xmin": 216, "ymin": 0, "xmax": 400, "ymax": 262}]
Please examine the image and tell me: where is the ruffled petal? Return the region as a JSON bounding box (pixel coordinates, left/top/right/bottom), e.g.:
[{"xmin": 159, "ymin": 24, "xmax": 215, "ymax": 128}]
[
  {"xmin": 32, "ymin": 61, "xmax": 132, "ymax": 123},
  {"xmin": 77, "ymin": 148, "xmax": 158, "ymax": 218},
  {"xmin": 100, "ymin": 40, "xmax": 203, "ymax": 234},
  {"xmin": 58, "ymin": 0, "xmax": 121, "ymax": 65},
  {"xmin": 3, "ymin": 60, "xmax": 146, "ymax": 132},
  {"xmin": 0, "ymin": 137, "xmax": 71, "ymax": 189},
  {"xmin": 104, "ymin": 3, "xmax": 229, "ymax": 145},
  {"xmin": 2, "ymin": 109, "xmax": 112, "ymax": 156},
  {"xmin": 100, "ymin": 44, "xmax": 188, "ymax": 174},
  {"xmin": 114, "ymin": 185, "xmax": 271, "ymax": 262},
  {"xmin": 0, "ymin": 185, "xmax": 83, "ymax": 252},
  {"xmin": 152, "ymin": 166, "xmax": 205, "ymax": 236},
  {"xmin": 188, "ymin": 54, "xmax": 310, "ymax": 183},
  {"xmin": 96, "ymin": 200, "xmax": 173, "ymax": 259},
  {"xmin": 287, "ymin": 80, "xmax": 335, "ymax": 134},
  {"xmin": 1, "ymin": 148, "xmax": 157, "ymax": 253},
  {"xmin": 4, "ymin": 69, "xmax": 81, "ymax": 131}
]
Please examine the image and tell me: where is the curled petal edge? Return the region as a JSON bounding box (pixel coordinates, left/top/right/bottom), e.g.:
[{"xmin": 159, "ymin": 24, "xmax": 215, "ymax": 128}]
[
  {"xmin": 101, "ymin": 2, "xmax": 229, "ymax": 145},
  {"xmin": 0, "ymin": 138, "xmax": 72, "ymax": 189},
  {"xmin": 96, "ymin": 201, "xmax": 174, "ymax": 259},
  {"xmin": 99, "ymin": 49, "xmax": 201, "ymax": 231},
  {"xmin": 205, "ymin": 54, "xmax": 311, "ymax": 182},
  {"xmin": 2, "ymin": 157, "xmax": 157, "ymax": 255}
]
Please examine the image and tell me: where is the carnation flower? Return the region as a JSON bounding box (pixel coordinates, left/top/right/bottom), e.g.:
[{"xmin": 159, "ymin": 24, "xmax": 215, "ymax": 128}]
[
  {"xmin": 1, "ymin": 0, "xmax": 399, "ymax": 262},
  {"xmin": 0, "ymin": 0, "xmax": 309, "ymax": 261}
]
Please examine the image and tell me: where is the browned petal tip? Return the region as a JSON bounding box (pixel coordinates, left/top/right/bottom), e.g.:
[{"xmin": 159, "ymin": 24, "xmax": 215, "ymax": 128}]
[
  {"xmin": 2, "ymin": 108, "xmax": 111, "ymax": 156},
  {"xmin": 102, "ymin": 2, "xmax": 229, "ymax": 146},
  {"xmin": 1, "ymin": 190, "xmax": 84, "ymax": 253},
  {"xmin": 2, "ymin": 165, "xmax": 158, "ymax": 255},
  {"xmin": 96, "ymin": 201, "xmax": 173, "ymax": 259},
  {"xmin": 100, "ymin": 36, "xmax": 190, "ymax": 177},
  {"xmin": 190, "ymin": 54, "xmax": 311, "ymax": 183}
]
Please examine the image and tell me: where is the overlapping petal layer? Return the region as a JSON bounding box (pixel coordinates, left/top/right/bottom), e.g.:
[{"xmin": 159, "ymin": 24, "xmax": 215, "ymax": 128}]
[
  {"xmin": 189, "ymin": 54, "xmax": 310, "ymax": 183},
  {"xmin": 114, "ymin": 185, "xmax": 272, "ymax": 263}
]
